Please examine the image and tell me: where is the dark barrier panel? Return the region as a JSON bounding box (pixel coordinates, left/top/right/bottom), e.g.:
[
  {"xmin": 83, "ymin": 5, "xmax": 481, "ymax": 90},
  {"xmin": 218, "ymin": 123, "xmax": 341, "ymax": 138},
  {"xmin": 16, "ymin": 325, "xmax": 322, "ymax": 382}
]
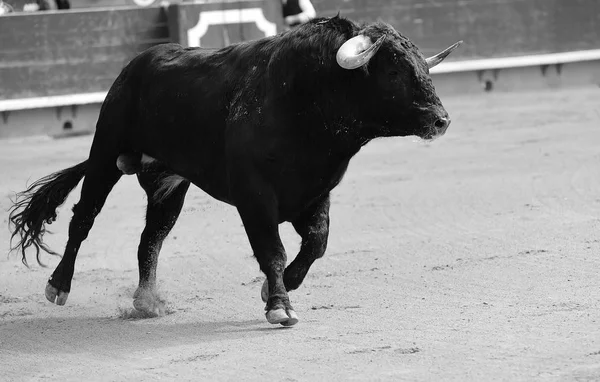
[
  {"xmin": 312, "ymin": 0, "xmax": 600, "ymax": 60},
  {"xmin": 168, "ymin": 0, "xmax": 284, "ymax": 48},
  {"xmin": 0, "ymin": 1, "xmax": 283, "ymax": 101},
  {"xmin": 0, "ymin": 7, "xmax": 169, "ymax": 100}
]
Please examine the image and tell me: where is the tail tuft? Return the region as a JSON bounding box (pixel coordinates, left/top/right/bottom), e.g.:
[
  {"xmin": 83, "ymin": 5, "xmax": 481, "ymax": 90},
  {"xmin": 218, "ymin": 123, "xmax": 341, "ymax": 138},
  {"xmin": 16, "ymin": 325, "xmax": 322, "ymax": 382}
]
[{"xmin": 9, "ymin": 161, "xmax": 88, "ymax": 266}]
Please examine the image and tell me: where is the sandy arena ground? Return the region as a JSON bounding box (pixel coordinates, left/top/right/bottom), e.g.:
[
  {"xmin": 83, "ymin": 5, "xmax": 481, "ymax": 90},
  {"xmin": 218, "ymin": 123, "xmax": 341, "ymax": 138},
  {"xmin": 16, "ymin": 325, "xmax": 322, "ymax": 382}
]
[{"xmin": 0, "ymin": 87, "xmax": 599, "ymax": 381}]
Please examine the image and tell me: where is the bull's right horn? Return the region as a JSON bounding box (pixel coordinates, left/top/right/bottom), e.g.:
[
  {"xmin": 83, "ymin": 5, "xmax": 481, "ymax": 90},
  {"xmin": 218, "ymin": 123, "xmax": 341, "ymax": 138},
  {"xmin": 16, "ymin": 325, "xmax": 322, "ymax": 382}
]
[
  {"xmin": 426, "ymin": 41, "xmax": 463, "ymax": 69},
  {"xmin": 336, "ymin": 34, "xmax": 386, "ymax": 70}
]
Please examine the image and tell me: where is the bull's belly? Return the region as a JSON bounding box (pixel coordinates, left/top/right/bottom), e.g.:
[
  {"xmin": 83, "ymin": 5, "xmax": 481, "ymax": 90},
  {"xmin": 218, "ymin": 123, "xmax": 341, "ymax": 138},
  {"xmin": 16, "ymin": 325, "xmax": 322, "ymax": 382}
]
[
  {"xmin": 137, "ymin": 154, "xmax": 331, "ymax": 222},
  {"xmin": 136, "ymin": 152, "xmax": 235, "ymax": 206},
  {"xmin": 137, "ymin": 154, "xmax": 323, "ymax": 221},
  {"xmin": 131, "ymin": 145, "xmax": 348, "ymax": 224}
]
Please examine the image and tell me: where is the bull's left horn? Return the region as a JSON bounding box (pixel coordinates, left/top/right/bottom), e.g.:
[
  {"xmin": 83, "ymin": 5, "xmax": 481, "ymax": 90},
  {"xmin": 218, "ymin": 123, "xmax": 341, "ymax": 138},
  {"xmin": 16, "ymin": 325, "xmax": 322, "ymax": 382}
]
[
  {"xmin": 336, "ymin": 34, "xmax": 386, "ymax": 70},
  {"xmin": 426, "ymin": 41, "xmax": 463, "ymax": 69}
]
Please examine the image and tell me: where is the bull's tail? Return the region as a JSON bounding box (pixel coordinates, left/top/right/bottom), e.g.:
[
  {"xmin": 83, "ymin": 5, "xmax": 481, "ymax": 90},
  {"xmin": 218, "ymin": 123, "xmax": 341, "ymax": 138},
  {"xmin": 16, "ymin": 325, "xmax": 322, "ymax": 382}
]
[{"xmin": 9, "ymin": 160, "xmax": 88, "ymax": 266}]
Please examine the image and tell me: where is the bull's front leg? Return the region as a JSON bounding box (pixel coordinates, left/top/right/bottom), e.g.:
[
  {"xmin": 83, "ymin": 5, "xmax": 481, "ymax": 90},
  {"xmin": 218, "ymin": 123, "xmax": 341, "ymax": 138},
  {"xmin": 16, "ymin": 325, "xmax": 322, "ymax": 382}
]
[
  {"xmin": 235, "ymin": 190, "xmax": 299, "ymax": 327},
  {"xmin": 261, "ymin": 194, "xmax": 330, "ymax": 302}
]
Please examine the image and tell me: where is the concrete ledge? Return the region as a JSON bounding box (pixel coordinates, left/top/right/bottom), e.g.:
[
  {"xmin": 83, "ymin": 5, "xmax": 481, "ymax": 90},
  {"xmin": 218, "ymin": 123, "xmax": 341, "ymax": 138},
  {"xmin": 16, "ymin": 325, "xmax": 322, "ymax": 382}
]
[
  {"xmin": 432, "ymin": 58, "xmax": 600, "ymax": 96},
  {"xmin": 0, "ymin": 92, "xmax": 107, "ymax": 112},
  {"xmin": 431, "ymin": 49, "xmax": 600, "ymax": 74},
  {"xmin": 0, "ymin": 103, "xmax": 101, "ymax": 139}
]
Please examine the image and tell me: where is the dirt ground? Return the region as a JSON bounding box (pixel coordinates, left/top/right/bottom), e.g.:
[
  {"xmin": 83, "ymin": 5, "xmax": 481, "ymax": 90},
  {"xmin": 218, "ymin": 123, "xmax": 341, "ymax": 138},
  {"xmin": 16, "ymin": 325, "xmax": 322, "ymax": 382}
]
[{"xmin": 0, "ymin": 87, "xmax": 599, "ymax": 381}]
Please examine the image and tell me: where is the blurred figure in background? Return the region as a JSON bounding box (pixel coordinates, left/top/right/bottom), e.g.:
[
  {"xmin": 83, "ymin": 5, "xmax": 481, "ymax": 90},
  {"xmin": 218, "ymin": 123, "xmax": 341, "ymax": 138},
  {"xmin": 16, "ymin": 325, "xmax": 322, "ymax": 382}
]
[
  {"xmin": 0, "ymin": 1, "xmax": 14, "ymax": 15},
  {"xmin": 37, "ymin": 0, "xmax": 70, "ymax": 10},
  {"xmin": 22, "ymin": 0, "xmax": 70, "ymax": 11},
  {"xmin": 282, "ymin": 0, "xmax": 316, "ymax": 29},
  {"xmin": 54, "ymin": 0, "xmax": 69, "ymax": 8}
]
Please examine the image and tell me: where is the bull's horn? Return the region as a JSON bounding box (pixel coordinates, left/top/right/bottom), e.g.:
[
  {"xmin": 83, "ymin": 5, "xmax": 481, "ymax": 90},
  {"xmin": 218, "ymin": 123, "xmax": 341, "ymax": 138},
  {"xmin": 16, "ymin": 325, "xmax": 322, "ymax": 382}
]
[
  {"xmin": 426, "ymin": 41, "xmax": 463, "ymax": 69},
  {"xmin": 336, "ymin": 34, "xmax": 386, "ymax": 70}
]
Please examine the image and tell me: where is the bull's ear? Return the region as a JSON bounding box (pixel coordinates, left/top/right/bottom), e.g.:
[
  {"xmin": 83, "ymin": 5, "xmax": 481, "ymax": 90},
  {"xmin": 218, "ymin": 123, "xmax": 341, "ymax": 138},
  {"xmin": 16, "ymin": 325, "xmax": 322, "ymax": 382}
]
[
  {"xmin": 426, "ymin": 41, "xmax": 463, "ymax": 69},
  {"xmin": 336, "ymin": 34, "xmax": 386, "ymax": 70}
]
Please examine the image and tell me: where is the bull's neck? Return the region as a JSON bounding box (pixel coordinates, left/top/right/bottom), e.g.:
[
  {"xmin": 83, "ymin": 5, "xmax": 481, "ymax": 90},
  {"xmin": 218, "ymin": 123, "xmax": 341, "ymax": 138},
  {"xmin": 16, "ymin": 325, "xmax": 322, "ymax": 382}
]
[{"xmin": 304, "ymin": 100, "xmax": 373, "ymax": 156}]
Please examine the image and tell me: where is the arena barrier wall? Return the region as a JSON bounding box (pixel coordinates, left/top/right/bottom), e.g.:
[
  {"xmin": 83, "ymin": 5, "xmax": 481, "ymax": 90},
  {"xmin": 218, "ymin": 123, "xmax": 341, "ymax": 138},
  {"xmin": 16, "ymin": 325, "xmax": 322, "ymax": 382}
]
[
  {"xmin": 0, "ymin": 7, "xmax": 170, "ymax": 100},
  {"xmin": 1, "ymin": 0, "xmax": 599, "ymax": 139}
]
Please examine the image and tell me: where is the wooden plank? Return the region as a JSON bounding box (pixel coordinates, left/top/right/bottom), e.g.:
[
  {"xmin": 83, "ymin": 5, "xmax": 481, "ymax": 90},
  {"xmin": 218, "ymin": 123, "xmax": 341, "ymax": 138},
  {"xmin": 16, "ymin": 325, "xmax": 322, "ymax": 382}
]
[{"xmin": 0, "ymin": 60, "xmax": 130, "ymax": 99}]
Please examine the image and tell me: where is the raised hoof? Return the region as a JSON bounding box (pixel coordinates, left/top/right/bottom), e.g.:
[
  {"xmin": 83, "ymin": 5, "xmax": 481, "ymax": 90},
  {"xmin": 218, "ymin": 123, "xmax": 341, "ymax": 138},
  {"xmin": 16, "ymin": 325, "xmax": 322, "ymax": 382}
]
[
  {"xmin": 133, "ymin": 287, "xmax": 166, "ymax": 317},
  {"xmin": 265, "ymin": 308, "xmax": 299, "ymax": 327},
  {"xmin": 45, "ymin": 282, "xmax": 69, "ymax": 305},
  {"xmin": 261, "ymin": 279, "xmax": 269, "ymax": 303}
]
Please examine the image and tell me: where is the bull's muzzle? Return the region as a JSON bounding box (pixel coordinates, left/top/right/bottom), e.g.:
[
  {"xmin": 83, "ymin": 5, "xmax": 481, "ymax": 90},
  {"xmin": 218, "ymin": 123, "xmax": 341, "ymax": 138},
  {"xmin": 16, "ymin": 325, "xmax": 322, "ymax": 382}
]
[{"xmin": 422, "ymin": 112, "xmax": 451, "ymax": 140}]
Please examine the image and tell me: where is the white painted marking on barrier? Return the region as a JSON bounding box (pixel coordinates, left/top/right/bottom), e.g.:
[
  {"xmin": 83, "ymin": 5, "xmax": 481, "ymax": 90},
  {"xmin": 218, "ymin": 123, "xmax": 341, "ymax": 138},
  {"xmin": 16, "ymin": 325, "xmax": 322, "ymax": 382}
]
[
  {"xmin": 132, "ymin": 0, "xmax": 156, "ymax": 6},
  {"xmin": 186, "ymin": 8, "xmax": 277, "ymax": 48}
]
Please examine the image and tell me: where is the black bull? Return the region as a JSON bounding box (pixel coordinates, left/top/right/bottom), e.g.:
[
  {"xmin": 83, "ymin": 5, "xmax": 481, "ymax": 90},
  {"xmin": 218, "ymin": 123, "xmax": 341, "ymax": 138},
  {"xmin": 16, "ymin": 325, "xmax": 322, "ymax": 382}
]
[{"xmin": 9, "ymin": 16, "xmax": 461, "ymax": 326}]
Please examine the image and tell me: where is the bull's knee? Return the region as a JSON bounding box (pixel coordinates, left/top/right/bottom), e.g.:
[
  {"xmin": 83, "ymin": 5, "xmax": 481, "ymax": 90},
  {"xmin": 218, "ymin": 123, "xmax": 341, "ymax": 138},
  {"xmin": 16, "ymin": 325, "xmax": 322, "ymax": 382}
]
[{"xmin": 307, "ymin": 222, "xmax": 329, "ymax": 259}]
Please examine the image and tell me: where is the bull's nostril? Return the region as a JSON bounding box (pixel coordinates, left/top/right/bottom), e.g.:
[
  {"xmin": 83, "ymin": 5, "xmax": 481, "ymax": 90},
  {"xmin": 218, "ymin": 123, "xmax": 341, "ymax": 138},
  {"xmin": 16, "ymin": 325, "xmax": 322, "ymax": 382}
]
[{"xmin": 434, "ymin": 117, "xmax": 450, "ymax": 129}]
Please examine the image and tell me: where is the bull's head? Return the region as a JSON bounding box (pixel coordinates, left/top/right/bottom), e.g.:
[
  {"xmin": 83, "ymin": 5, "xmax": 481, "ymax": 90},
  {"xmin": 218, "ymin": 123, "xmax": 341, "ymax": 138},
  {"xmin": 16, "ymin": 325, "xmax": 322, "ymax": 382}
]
[{"xmin": 335, "ymin": 24, "xmax": 462, "ymax": 140}]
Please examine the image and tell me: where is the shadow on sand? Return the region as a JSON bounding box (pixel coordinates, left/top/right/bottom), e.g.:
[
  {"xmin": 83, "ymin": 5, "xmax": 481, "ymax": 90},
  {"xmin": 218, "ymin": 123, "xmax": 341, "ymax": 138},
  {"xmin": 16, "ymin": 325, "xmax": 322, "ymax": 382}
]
[{"xmin": 0, "ymin": 314, "xmax": 288, "ymax": 356}]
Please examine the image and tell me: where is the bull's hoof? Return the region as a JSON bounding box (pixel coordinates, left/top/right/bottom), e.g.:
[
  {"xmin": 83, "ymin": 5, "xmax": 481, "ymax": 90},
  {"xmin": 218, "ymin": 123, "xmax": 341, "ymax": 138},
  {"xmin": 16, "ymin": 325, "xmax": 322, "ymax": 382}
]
[
  {"xmin": 261, "ymin": 279, "xmax": 269, "ymax": 303},
  {"xmin": 133, "ymin": 287, "xmax": 166, "ymax": 317},
  {"xmin": 266, "ymin": 308, "xmax": 299, "ymax": 327},
  {"xmin": 45, "ymin": 282, "xmax": 69, "ymax": 305}
]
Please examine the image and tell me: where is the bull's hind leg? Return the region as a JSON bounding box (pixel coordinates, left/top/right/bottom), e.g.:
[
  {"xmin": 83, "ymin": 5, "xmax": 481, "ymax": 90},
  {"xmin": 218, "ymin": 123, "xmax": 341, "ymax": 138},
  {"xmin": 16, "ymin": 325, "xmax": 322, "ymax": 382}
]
[
  {"xmin": 261, "ymin": 195, "xmax": 330, "ymax": 302},
  {"xmin": 133, "ymin": 171, "xmax": 190, "ymax": 316},
  {"xmin": 46, "ymin": 160, "xmax": 122, "ymax": 305}
]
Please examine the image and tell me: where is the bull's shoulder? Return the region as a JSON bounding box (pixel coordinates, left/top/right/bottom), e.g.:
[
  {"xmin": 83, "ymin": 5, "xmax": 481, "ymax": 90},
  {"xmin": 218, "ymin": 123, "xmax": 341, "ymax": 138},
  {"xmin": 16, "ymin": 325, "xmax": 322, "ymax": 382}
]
[
  {"xmin": 131, "ymin": 43, "xmax": 220, "ymax": 71},
  {"xmin": 138, "ymin": 43, "xmax": 186, "ymax": 58}
]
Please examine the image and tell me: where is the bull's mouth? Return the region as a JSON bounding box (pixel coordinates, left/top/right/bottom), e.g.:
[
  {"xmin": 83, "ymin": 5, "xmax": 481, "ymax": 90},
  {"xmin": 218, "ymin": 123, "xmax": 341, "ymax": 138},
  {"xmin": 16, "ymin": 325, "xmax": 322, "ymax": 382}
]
[
  {"xmin": 420, "ymin": 126, "xmax": 447, "ymax": 140},
  {"xmin": 421, "ymin": 129, "xmax": 446, "ymax": 141}
]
